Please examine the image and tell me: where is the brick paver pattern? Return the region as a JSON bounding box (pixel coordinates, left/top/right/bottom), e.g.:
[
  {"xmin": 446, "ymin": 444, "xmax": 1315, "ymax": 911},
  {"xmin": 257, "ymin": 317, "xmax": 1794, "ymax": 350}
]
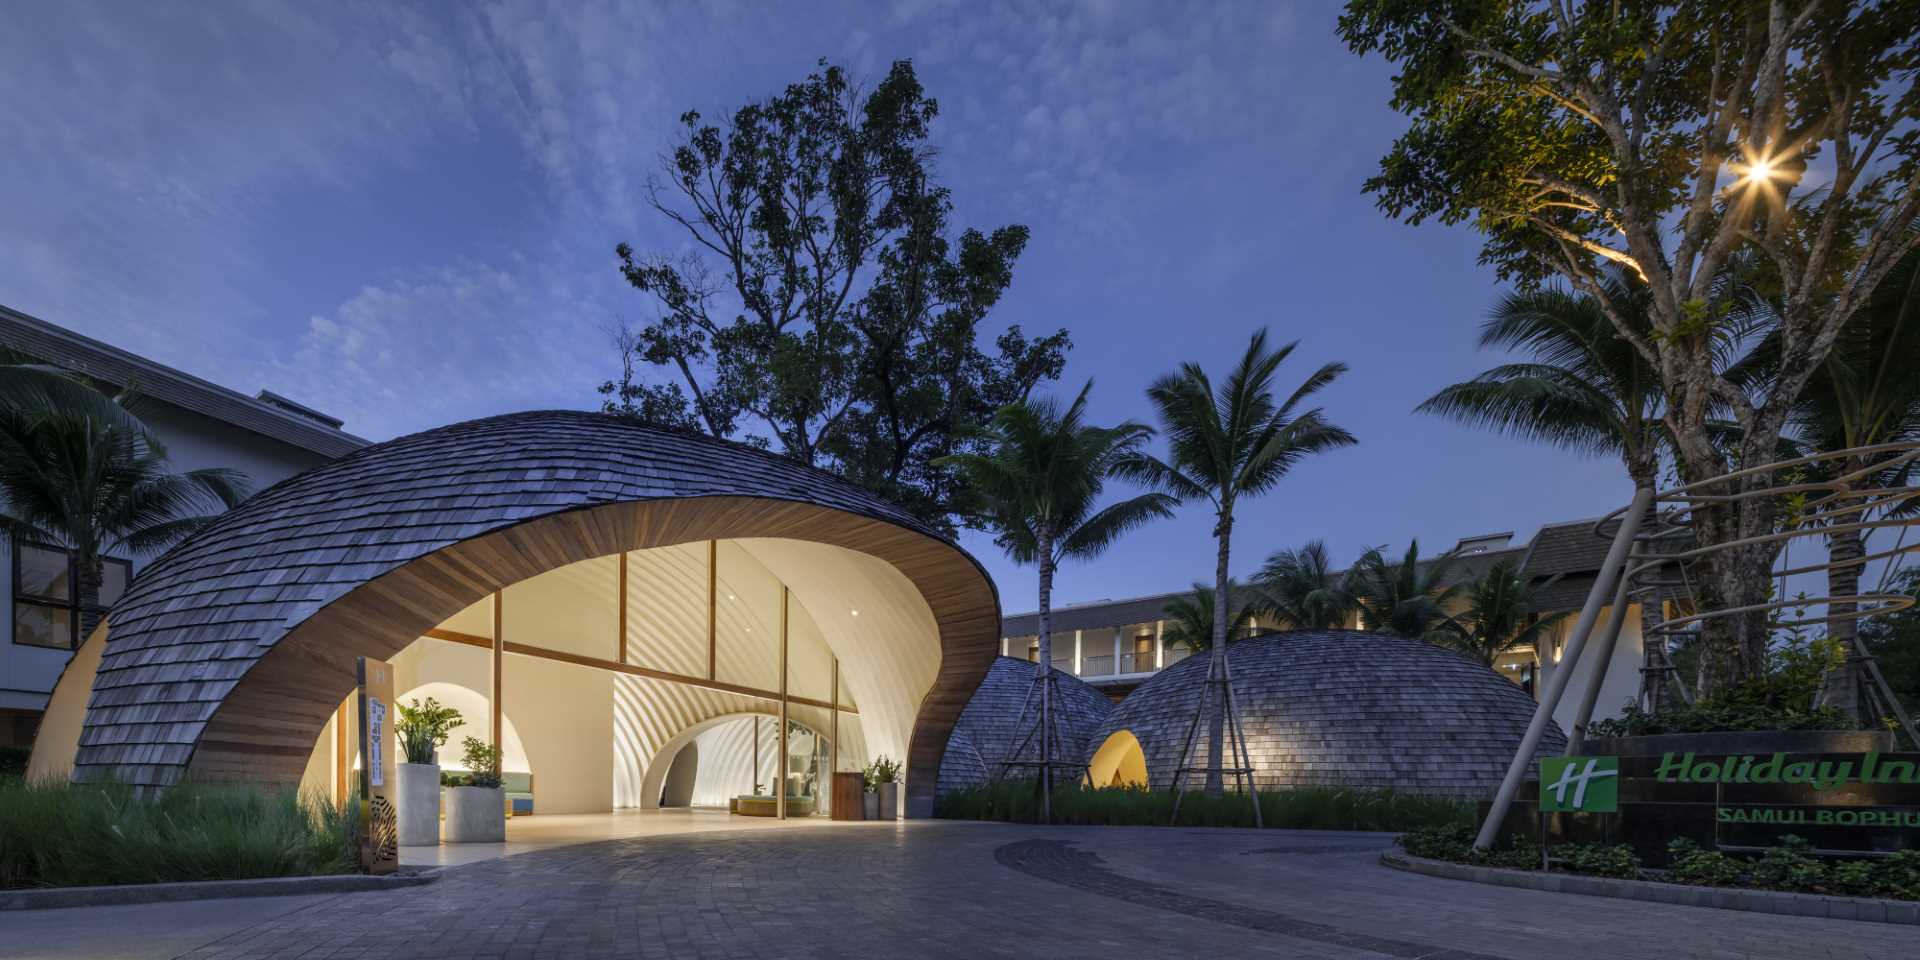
[{"xmin": 160, "ymin": 822, "xmax": 1909, "ymax": 960}]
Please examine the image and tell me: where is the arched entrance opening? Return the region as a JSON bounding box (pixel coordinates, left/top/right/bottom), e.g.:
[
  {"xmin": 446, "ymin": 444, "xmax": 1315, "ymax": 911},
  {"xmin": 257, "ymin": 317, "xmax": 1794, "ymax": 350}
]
[
  {"xmin": 642, "ymin": 712, "xmax": 835, "ymax": 813},
  {"xmin": 658, "ymin": 742, "xmax": 698, "ymax": 807},
  {"xmin": 1087, "ymin": 729, "xmax": 1148, "ymax": 788}
]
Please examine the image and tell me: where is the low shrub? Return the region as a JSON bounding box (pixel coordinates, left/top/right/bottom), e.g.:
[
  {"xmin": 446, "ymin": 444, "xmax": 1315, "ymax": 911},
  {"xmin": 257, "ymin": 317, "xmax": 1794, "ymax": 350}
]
[
  {"xmin": 0, "ymin": 779, "xmax": 355, "ymax": 889},
  {"xmin": 935, "ymin": 781, "xmax": 1473, "ymax": 832},
  {"xmin": 1556, "ymin": 841, "xmax": 1641, "ymax": 879},
  {"xmin": 1748, "ymin": 835, "xmax": 1828, "ymax": 891},
  {"xmin": 1664, "ymin": 838, "xmax": 1745, "ymax": 887},
  {"xmin": 1875, "ymin": 850, "xmax": 1920, "ymax": 899},
  {"xmin": 1662, "ymin": 837, "xmax": 1920, "ymax": 900}
]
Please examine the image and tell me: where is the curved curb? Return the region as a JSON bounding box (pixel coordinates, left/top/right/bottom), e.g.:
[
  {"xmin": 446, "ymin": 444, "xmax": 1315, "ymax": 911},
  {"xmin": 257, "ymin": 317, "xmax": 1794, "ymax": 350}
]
[
  {"xmin": 0, "ymin": 868, "xmax": 439, "ymax": 912},
  {"xmin": 1381, "ymin": 850, "xmax": 1919, "ymax": 925}
]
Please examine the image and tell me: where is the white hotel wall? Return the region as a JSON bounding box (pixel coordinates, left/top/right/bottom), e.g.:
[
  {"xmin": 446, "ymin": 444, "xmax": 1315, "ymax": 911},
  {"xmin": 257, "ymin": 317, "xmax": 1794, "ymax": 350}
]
[{"xmin": 1537, "ymin": 603, "xmax": 1647, "ymax": 733}]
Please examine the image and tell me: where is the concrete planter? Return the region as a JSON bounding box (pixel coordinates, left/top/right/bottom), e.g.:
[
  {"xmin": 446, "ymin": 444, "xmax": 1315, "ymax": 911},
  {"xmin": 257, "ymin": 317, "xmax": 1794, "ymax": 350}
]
[
  {"xmin": 443, "ymin": 785, "xmax": 505, "ymax": 843},
  {"xmin": 863, "ymin": 790, "xmax": 880, "ymax": 819},
  {"xmin": 877, "ymin": 781, "xmax": 898, "ymax": 820},
  {"xmin": 396, "ymin": 762, "xmax": 441, "ymax": 846}
]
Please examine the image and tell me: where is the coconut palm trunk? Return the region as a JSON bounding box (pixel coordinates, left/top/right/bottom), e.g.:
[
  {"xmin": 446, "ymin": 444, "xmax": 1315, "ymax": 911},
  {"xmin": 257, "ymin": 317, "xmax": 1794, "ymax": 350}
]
[
  {"xmin": 1034, "ymin": 530, "xmax": 1057, "ymax": 815},
  {"xmin": 75, "ymin": 556, "xmax": 108, "ymax": 643},
  {"xmin": 1205, "ymin": 510, "xmax": 1233, "ymax": 794}
]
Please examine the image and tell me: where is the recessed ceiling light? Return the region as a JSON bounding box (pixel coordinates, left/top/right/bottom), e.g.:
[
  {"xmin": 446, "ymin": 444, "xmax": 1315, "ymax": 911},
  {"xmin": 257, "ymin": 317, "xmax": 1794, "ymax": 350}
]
[{"xmin": 850, "ymin": 609, "xmax": 859, "ymax": 617}]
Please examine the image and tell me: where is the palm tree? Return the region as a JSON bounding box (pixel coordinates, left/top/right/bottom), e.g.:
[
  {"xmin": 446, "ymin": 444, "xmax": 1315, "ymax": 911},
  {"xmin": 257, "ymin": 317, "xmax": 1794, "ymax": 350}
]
[
  {"xmin": 936, "ymin": 381, "xmax": 1174, "ymax": 810},
  {"xmin": 1445, "ymin": 559, "xmax": 1570, "ymax": 667},
  {"xmin": 0, "ymin": 365, "xmax": 249, "ymax": 640},
  {"xmin": 1346, "ymin": 540, "xmax": 1468, "ymax": 642},
  {"xmin": 1121, "ymin": 330, "xmax": 1355, "ymax": 796},
  {"xmin": 1787, "ymin": 250, "xmax": 1920, "ymax": 722},
  {"xmin": 1417, "ymin": 271, "xmax": 1666, "ymax": 489},
  {"xmin": 1254, "ymin": 540, "xmax": 1355, "ymax": 630},
  {"xmin": 1418, "ymin": 271, "xmax": 1680, "ymax": 704},
  {"xmin": 1160, "ymin": 583, "xmax": 1259, "ymax": 652}
]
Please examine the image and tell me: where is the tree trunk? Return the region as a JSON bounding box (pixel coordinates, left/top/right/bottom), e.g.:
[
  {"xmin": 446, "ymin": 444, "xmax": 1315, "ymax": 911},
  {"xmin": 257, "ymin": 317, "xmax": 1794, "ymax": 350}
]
[
  {"xmin": 75, "ymin": 555, "xmax": 105, "ymax": 644},
  {"xmin": 1817, "ymin": 521, "xmax": 1868, "ymax": 723},
  {"xmin": 1206, "ymin": 510, "xmax": 1231, "ymax": 796},
  {"xmin": 1685, "ymin": 498, "xmax": 1777, "ymax": 698},
  {"xmin": 1035, "ymin": 537, "xmax": 1056, "ymax": 816}
]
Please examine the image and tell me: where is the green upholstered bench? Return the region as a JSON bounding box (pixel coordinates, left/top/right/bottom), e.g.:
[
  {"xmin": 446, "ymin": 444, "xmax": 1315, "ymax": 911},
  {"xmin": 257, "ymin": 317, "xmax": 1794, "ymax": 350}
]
[
  {"xmin": 503, "ymin": 771, "xmax": 534, "ymax": 815},
  {"xmin": 734, "ymin": 795, "xmax": 816, "ymax": 817}
]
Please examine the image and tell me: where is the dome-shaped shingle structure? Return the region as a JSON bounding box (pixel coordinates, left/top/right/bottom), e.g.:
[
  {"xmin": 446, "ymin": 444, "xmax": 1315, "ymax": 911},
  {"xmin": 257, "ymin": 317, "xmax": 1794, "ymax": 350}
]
[
  {"xmin": 938, "ymin": 656, "xmax": 1113, "ymax": 793},
  {"xmin": 1089, "ymin": 630, "xmax": 1565, "ymax": 798},
  {"xmin": 42, "ymin": 410, "xmax": 1000, "ymax": 818}
]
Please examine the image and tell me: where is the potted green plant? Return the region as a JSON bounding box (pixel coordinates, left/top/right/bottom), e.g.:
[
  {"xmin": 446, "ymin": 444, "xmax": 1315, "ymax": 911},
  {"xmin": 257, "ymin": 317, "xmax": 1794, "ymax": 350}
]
[
  {"xmin": 444, "ymin": 736, "xmax": 506, "ymax": 843},
  {"xmin": 393, "ymin": 697, "xmax": 463, "ymax": 846},
  {"xmin": 866, "ymin": 755, "xmax": 901, "ymax": 821}
]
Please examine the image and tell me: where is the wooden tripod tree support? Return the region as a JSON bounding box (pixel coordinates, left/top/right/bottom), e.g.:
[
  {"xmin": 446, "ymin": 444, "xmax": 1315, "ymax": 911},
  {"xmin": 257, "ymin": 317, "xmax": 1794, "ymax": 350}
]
[
  {"xmin": 1478, "ymin": 440, "xmax": 1920, "ymax": 850},
  {"xmin": 1166, "ymin": 644, "xmax": 1262, "ymax": 828},
  {"xmin": 991, "ymin": 667, "xmax": 1089, "ymax": 821}
]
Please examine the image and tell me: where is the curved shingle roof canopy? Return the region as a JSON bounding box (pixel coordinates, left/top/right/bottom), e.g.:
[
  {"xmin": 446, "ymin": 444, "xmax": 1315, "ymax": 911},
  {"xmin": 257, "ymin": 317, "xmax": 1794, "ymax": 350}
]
[
  {"xmin": 73, "ymin": 411, "xmax": 1000, "ymax": 810},
  {"xmin": 936, "ymin": 656, "xmax": 1113, "ymax": 793},
  {"xmin": 1090, "ymin": 631, "xmax": 1565, "ymax": 799}
]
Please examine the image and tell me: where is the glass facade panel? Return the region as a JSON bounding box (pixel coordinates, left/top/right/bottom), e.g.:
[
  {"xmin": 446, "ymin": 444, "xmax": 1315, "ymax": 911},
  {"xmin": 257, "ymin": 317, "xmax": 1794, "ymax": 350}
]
[
  {"xmin": 18, "ymin": 545, "xmax": 70, "ymax": 601},
  {"xmin": 713, "ymin": 541, "xmax": 781, "ymax": 692},
  {"xmin": 501, "ymin": 555, "xmax": 618, "ymax": 659},
  {"xmin": 625, "ymin": 542, "xmax": 710, "ymax": 677},
  {"xmin": 12, "ymin": 602, "xmax": 71, "ymax": 650},
  {"xmin": 785, "ymin": 594, "xmax": 834, "ymax": 703}
]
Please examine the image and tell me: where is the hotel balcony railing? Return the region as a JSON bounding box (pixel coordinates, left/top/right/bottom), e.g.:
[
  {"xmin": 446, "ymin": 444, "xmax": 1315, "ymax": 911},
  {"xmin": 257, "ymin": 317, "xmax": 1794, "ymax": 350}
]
[{"xmin": 1078, "ymin": 653, "xmax": 1158, "ymax": 678}]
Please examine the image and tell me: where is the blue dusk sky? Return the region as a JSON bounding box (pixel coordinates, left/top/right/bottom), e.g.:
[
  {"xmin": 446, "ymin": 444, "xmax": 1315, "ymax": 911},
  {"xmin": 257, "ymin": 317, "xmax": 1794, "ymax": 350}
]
[{"xmin": 1, "ymin": 2, "xmax": 1636, "ymax": 612}]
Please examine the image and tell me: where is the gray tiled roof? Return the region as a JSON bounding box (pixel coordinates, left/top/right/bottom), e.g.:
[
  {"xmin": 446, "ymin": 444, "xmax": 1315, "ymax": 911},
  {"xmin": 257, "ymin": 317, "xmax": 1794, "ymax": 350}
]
[
  {"xmin": 937, "ymin": 656, "xmax": 1112, "ymax": 792},
  {"xmin": 1088, "ymin": 630, "xmax": 1566, "ymax": 798},
  {"xmin": 0, "ymin": 303, "xmax": 367, "ymax": 458},
  {"xmin": 75, "ymin": 410, "xmax": 971, "ymax": 786}
]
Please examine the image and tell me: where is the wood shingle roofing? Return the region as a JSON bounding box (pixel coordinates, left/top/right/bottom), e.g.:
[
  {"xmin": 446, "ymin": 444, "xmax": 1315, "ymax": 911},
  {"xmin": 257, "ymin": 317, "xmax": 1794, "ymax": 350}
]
[{"xmin": 76, "ymin": 410, "xmax": 994, "ymax": 788}]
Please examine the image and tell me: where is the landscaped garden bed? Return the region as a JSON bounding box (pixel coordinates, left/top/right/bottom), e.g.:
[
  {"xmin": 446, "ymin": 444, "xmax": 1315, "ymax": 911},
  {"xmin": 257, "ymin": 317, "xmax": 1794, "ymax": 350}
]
[
  {"xmin": 0, "ymin": 779, "xmax": 356, "ymax": 889},
  {"xmin": 1397, "ymin": 823, "xmax": 1920, "ymax": 902},
  {"xmin": 935, "ymin": 782, "xmax": 1472, "ymax": 831}
]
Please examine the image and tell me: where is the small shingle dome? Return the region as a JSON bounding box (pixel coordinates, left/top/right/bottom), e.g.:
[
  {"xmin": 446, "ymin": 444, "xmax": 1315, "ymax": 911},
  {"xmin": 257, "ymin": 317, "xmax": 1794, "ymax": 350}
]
[
  {"xmin": 1089, "ymin": 630, "xmax": 1566, "ymax": 798},
  {"xmin": 938, "ymin": 656, "xmax": 1114, "ymax": 792}
]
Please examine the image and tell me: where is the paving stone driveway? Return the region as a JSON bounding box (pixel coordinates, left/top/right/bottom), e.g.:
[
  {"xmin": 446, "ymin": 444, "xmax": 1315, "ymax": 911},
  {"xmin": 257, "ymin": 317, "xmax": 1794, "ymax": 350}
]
[{"xmin": 21, "ymin": 821, "xmax": 1911, "ymax": 960}]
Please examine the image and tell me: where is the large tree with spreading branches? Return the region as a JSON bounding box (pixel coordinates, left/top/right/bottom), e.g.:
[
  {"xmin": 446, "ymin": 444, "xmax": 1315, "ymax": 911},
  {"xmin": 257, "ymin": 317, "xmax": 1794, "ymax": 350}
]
[
  {"xmin": 605, "ymin": 58, "xmax": 1068, "ymax": 533},
  {"xmin": 1340, "ymin": 1, "xmax": 1920, "ymax": 693}
]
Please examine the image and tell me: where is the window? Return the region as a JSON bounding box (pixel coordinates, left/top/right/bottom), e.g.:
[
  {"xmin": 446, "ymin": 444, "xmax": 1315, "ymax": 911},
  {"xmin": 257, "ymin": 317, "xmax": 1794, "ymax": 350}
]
[{"xmin": 12, "ymin": 543, "xmax": 129, "ymax": 650}]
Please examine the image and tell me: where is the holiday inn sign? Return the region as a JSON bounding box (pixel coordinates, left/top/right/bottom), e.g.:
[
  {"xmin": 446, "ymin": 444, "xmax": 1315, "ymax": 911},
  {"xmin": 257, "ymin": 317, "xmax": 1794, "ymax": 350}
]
[{"xmin": 1654, "ymin": 751, "xmax": 1920, "ymax": 790}]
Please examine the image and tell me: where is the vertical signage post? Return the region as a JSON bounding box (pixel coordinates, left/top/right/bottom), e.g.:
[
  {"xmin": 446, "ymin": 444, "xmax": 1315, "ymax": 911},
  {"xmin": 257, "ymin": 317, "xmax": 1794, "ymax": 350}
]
[{"xmin": 356, "ymin": 656, "xmax": 398, "ymax": 875}]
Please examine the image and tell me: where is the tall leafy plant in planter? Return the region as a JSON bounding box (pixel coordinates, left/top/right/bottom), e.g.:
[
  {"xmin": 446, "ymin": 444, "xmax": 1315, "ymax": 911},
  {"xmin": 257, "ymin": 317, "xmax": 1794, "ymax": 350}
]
[
  {"xmin": 393, "ymin": 698, "xmax": 462, "ymax": 846},
  {"xmin": 865, "ymin": 755, "xmax": 901, "ymax": 821},
  {"xmin": 444, "ymin": 737, "xmax": 504, "ymax": 843}
]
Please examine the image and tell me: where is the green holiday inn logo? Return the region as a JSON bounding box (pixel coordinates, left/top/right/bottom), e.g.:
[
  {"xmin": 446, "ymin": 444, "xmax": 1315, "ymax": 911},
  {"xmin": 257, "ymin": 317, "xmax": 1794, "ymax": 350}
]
[
  {"xmin": 1656, "ymin": 752, "xmax": 1920, "ymax": 790},
  {"xmin": 1540, "ymin": 756, "xmax": 1619, "ymax": 813}
]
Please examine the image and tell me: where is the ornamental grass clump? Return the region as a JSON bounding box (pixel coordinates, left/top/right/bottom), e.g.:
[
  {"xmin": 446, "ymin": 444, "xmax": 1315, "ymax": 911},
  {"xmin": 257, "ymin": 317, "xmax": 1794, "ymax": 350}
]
[{"xmin": 0, "ymin": 779, "xmax": 354, "ymax": 889}]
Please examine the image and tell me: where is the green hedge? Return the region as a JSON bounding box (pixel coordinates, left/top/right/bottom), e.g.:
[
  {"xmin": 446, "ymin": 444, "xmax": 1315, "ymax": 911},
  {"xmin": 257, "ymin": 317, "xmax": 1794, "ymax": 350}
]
[
  {"xmin": 0, "ymin": 780, "xmax": 356, "ymax": 889},
  {"xmin": 935, "ymin": 782, "xmax": 1473, "ymax": 831}
]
